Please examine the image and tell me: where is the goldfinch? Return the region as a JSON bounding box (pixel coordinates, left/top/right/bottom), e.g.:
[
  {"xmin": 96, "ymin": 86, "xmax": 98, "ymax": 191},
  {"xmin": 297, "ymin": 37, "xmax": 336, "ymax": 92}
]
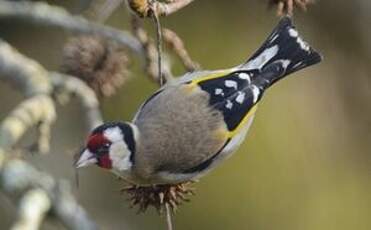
[{"xmin": 76, "ymin": 16, "xmax": 322, "ymax": 185}]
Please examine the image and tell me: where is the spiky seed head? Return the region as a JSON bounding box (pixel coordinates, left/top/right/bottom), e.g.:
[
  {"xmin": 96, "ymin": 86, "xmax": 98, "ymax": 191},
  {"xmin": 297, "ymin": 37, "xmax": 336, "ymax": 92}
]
[
  {"xmin": 61, "ymin": 35, "xmax": 130, "ymax": 97},
  {"xmin": 122, "ymin": 182, "xmax": 195, "ymax": 214}
]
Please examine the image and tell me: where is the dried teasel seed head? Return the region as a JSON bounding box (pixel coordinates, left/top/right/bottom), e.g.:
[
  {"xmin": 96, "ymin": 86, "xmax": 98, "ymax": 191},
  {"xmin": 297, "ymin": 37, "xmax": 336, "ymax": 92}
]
[
  {"xmin": 61, "ymin": 35, "xmax": 130, "ymax": 97},
  {"xmin": 127, "ymin": 0, "xmax": 151, "ymax": 17},
  {"xmin": 122, "ymin": 182, "xmax": 195, "ymax": 214}
]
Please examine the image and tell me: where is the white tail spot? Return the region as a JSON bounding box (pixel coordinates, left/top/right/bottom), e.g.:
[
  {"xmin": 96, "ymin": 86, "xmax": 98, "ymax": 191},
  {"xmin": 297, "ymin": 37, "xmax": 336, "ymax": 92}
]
[
  {"xmin": 289, "ymin": 28, "xmax": 299, "ymax": 38},
  {"xmin": 251, "ymin": 85, "xmax": 260, "ymax": 103},
  {"xmin": 235, "ymin": 92, "xmax": 246, "ymax": 104},
  {"xmin": 238, "ymin": 73, "xmax": 251, "ymax": 83},
  {"xmin": 215, "ymin": 88, "xmax": 224, "ymax": 96},
  {"xmin": 226, "ymin": 100, "xmax": 233, "ymax": 109},
  {"xmin": 225, "ymin": 80, "xmax": 238, "ymax": 89},
  {"xmin": 245, "ymin": 45, "xmax": 279, "ymax": 70}
]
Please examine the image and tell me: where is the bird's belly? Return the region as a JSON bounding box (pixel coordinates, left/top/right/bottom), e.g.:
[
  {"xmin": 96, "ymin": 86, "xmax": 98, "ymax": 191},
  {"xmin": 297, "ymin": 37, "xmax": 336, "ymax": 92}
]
[{"xmin": 156, "ymin": 114, "xmax": 256, "ymax": 183}]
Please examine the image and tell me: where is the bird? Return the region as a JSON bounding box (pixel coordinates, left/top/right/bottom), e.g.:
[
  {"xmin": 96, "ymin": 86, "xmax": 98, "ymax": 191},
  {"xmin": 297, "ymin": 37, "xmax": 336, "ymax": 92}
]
[{"xmin": 75, "ymin": 16, "xmax": 322, "ymax": 185}]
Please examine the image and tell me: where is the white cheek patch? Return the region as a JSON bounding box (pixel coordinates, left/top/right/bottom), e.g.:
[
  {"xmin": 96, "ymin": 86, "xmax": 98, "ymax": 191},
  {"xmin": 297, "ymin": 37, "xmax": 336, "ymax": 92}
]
[
  {"xmin": 104, "ymin": 127, "xmax": 123, "ymax": 142},
  {"xmin": 104, "ymin": 126, "xmax": 133, "ymax": 171},
  {"xmin": 109, "ymin": 141, "xmax": 132, "ymax": 171}
]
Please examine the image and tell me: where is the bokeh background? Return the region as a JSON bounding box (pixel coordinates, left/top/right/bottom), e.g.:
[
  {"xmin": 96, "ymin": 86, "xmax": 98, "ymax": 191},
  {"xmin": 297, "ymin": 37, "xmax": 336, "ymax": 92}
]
[{"xmin": 1, "ymin": 0, "xmax": 371, "ymax": 229}]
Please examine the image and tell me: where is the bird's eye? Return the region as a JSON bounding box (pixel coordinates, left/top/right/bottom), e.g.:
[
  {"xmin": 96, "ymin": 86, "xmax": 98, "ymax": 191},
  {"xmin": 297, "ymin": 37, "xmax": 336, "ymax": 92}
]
[{"xmin": 96, "ymin": 143, "xmax": 111, "ymax": 155}]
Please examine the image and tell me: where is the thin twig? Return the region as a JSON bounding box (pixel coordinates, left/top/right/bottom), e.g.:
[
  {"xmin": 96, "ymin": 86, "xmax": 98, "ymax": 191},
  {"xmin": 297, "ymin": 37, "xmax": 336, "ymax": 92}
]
[
  {"xmin": 156, "ymin": 0, "xmax": 194, "ymax": 16},
  {"xmin": 162, "ymin": 28, "xmax": 200, "ymax": 71},
  {"xmin": 151, "ymin": 11, "xmax": 164, "ymax": 86},
  {"xmin": 130, "ymin": 15, "xmax": 173, "ymax": 84},
  {"xmin": 165, "ymin": 203, "xmax": 174, "ymax": 230}
]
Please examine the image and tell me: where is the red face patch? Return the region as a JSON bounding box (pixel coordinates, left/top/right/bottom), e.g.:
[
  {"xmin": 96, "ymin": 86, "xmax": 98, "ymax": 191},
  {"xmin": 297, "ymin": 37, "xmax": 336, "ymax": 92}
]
[
  {"xmin": 97, "ymin": 154, "xmax": 112, "ymax": 169},
  {"xmin": 86, "ymin": 133, "xmax": 112, "ymax": 169},
  {"xmin": 87, "ymin": 134, "xmax": 108, "ymax": 153}
]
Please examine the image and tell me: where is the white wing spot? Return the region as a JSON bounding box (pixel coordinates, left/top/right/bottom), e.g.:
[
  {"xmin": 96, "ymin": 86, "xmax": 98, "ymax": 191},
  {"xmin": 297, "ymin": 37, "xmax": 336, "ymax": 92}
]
[
  {"xmin": 280, "ymin": 59, "xmax": 291, "ymax": 70},
  {"xmin": 289, "ymin": 28, "xmax": 299, "ymax": 37},
  {"xmin": 215, "ymin": 88, "xmax": 224, "ymax": 96},
  {"xmin": 293, "ymin": 61, "xmax": 303, "ymax": 69},
  {"xmin": 225, "ymin": 80, "xmax": 238, "ymax": 90},
  {"xmin": 226, "ymin": 100, "xmax": 233, "ymax": 109},
  {"xmin": 238, "ymin": 72, "xmax": 251, "ymax": 83},
  {"xmin": 251, "ymin": 85, "xmax": 260, "ymax": 103},
  {"xmin": 297, "ymin": 37, "xmax": 310, "ymax": 52},
  {"xmin": 235, "ymin": 92, "xmax": 245, "ymax": 104},
  {"xmin": 270, "ymin": 34, "xmax": 279, "ymax": 43},
  {"xmin": 245, "ymin": 45, "xmax": 279, "ymax": 70}
]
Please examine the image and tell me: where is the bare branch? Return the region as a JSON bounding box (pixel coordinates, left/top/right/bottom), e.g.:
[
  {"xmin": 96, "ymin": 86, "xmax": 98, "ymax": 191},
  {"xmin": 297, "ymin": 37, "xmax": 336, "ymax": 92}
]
[
  {"xmin": 0, "ymin": 95, "xmax": 56, "ymax": 152},
  {"xmin": 0, "ymin": 1, "xmax": 143, "ymax": 54},
  {"xmin": 11, "ymin": 189, "xmax": 51, "ymax": 230},
  {"xmin": 0, "ymin": 39, "xmax": 51, "ymax": 96},
  {"xmin": 51, "ymin": 73, "xmax": 103, "ymax": 130},
  {"xmin": 154, "ymin": 0, "xmax": 194, "ymax": 16},
  {"xmin": 0, "ymin": 38, "xmax": 98, "ymax": 229},
  {"xmin": 0, "ymin": 159, "xmax": 98, "ymax": 230},
  {"xmin": 163, "ymin": 28, "xmax": 200, "ymax": 72}
]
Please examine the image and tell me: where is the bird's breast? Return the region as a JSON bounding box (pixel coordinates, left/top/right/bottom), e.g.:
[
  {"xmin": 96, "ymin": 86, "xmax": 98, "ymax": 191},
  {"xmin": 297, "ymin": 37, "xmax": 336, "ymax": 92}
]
[{"xmin": 132, "ymin": 85, "xmax": 229, "ymax": 182}]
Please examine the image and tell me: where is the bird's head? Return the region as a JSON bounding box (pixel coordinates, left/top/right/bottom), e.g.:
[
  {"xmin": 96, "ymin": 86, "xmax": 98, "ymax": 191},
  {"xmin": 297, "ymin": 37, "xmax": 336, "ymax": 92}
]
[{"xmin": 75, "ymin": 122, "xmax": 138, "ymax": 171}]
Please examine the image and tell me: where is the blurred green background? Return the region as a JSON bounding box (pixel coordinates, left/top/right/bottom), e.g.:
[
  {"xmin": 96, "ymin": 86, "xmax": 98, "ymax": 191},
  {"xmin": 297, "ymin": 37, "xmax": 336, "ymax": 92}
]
[{"xmin": 1, "ymin": 0, "xmax": 371, "ymax": 229}]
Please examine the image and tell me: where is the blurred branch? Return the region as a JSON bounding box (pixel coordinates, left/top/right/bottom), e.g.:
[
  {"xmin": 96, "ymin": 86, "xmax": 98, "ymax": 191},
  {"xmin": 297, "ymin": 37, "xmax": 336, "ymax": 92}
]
[
  {"xmin": 0, "ymin": 95, "xmax": 56, "ymax": 154},
  {"xmin": 0, "ymin": 1, "xmax": 143, "ymax": 54},
  {"xmin": 162, "ymin": 28, "xmax": 200, "ymax": 72},
  {"xmin": 0, "ymin": 38, "xmax": 51, "ymax": 97},
  {"xmin": 1, "ymin": 160, "xmax": 98, "ymax": 230},
  {"xmin": 86, "ymin": 0, "xmax": 124, "ymax": 23},
  {"xmin": 11, "ymin": 189, "xmax": 51, "ymax": 230},
  {"xmin": 0, "ymin": 39, "xmax": 55, "ymax": 153},
  {"xmin": 51, "ymin": 73, "xmax": 103, "ymax": 130},
  {"xmin": 0, "ymin": 39, "xmax": 98, "ymax": 229}
]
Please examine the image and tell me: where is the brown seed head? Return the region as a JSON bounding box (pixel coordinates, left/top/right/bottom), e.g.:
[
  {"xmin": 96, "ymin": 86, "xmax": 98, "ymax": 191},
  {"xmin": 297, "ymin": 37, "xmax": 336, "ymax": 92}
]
[
  {"xmin": 122, "ymin": 182, "xmax": 195, "ymax": 214},
  {"xmin": 61, "ymin": 35, "xmax": 130, "ymax": 97}
]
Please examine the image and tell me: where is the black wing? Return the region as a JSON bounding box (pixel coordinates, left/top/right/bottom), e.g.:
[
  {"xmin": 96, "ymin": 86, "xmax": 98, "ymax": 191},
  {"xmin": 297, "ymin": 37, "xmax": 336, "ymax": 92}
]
[{"xmin": 196, "ymin": 70, "xmax": 262, "ymax": 131}]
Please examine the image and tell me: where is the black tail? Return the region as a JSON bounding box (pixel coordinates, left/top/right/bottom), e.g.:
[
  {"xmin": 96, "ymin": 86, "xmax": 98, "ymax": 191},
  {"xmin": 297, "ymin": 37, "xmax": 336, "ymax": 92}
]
[{"xmin": 240, "ymin": 16, "xmax": 322, "ymax": 89}]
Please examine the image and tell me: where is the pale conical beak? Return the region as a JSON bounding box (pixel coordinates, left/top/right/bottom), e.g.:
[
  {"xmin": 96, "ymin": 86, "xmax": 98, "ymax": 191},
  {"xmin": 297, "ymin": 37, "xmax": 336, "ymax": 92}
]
[{"xmin": 75, "ymin": 149, "xmax": 98, "ymax": 168}]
